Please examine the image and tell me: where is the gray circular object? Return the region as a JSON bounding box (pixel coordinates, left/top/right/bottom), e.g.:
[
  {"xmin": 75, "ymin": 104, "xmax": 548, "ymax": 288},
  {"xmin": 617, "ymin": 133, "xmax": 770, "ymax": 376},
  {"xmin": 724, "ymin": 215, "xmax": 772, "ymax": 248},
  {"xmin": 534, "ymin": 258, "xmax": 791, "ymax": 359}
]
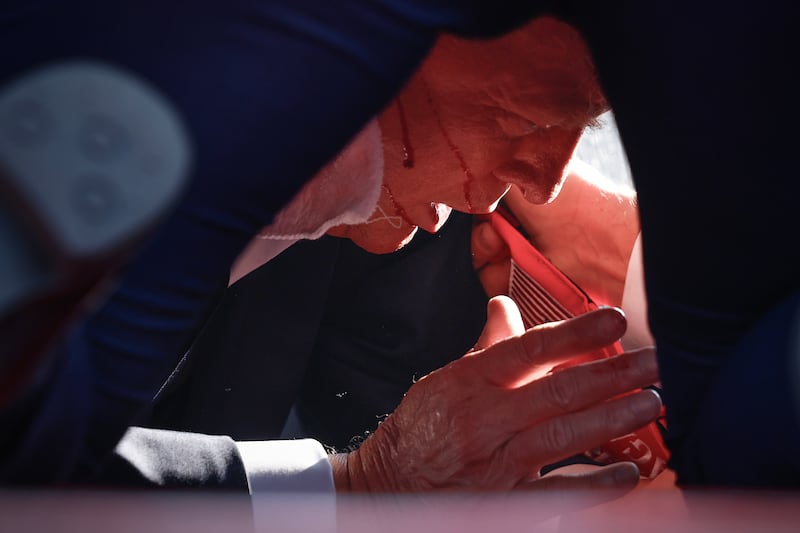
[
  {"xmin": 0, "ymin": 61, "xmax": 192, "ymax": 256},
  {"xmin": 79, "ymin": 114, "xmax": 129, "ymax": 162},
  {"xmin": 70, "ymin": 174, "xmax": 119, "ymax": 226}
]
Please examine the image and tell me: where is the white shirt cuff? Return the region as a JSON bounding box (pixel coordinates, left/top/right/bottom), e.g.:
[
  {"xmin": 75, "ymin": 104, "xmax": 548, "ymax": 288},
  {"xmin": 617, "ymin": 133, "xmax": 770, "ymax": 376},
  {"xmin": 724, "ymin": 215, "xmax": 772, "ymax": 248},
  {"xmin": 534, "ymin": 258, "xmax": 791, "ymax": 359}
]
[
  {"xmin": 236, "ymin": 438, "xmax": 334, "ymax": 493},
  {"xmin": 236, "ymin": 439, "xmax": 335, "ymax": 532}
]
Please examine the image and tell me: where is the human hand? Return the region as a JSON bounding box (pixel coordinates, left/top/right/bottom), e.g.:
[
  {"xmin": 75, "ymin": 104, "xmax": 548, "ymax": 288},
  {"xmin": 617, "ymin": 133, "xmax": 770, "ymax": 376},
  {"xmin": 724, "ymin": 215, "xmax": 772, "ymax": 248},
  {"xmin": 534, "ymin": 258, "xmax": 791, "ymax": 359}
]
[
  {"xmin": 333, "ymin": 298, "xmax": 661, "ymax": 493},
  {"xmin": 472, "ymin": 160, "xmax": 640, "ymax": 307}
]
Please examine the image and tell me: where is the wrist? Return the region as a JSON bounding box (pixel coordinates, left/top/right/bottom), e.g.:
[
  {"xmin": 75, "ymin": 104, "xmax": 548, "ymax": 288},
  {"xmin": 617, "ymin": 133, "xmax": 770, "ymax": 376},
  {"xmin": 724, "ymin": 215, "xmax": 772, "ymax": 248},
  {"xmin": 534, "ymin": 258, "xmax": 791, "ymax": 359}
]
[
  {"xmin": 329, "ymin": 449, "xmax": 380, "ymax": 493},
  {"xmin": 329, "ymin": 453, "xmax": 351, "ymax": 492},
  {"xmin": 334, "ymin": 430, "xmax": 406, "ymax": 493}
]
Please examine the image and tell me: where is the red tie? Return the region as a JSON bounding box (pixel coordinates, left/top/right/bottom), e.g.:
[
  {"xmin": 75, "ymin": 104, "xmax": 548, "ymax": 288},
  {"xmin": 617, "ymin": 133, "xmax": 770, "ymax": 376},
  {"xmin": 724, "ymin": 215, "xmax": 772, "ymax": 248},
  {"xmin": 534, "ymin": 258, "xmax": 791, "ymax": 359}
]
[{"xmin": 485, "ymin": 210, "xmax": 669, "ymax": 478}]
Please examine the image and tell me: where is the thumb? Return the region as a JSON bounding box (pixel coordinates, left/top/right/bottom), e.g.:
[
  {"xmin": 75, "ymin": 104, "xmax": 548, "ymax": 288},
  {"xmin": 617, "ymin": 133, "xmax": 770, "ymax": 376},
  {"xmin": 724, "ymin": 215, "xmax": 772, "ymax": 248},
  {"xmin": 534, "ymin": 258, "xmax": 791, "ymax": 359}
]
[{"xmin": 472, "ymin": 295, "xmax": 526, "ymax": 351}]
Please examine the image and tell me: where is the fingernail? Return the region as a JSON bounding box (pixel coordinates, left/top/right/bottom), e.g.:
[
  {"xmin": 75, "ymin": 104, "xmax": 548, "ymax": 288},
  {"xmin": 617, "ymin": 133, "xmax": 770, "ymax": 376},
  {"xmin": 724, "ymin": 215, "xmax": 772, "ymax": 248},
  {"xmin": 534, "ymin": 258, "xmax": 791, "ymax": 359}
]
[
  {"xmin": 598, "ymin": 305, "xmax": 626, "ymax": 319},
  {"xmin": 613, "ymin": 462, "xmax": 640, "ymax": 485},
  {"xmin": 632, "ymin": 389, "xmax": 662, "ymax": 418},
  {"xmin": 595, "ymin": 306, "xmax": 626, "ymax": 336}
]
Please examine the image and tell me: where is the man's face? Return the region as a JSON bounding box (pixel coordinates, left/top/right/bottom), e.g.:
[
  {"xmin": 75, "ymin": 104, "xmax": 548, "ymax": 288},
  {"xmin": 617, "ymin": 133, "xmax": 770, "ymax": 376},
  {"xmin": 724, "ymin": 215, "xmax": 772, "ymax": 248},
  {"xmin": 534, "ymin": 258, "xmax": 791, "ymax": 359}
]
[{"xmin": 329, "ymin": 17, "xmax": 607, "ymax": 253}]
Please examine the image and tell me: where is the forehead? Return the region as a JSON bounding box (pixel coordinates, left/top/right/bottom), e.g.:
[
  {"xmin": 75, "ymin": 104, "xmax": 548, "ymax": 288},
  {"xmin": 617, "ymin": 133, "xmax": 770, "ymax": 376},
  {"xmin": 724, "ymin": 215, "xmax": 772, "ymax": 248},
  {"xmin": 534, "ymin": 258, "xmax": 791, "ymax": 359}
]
[{"xmin": 424, "ymin": 17, "xmax": 607, "ymax": 129}]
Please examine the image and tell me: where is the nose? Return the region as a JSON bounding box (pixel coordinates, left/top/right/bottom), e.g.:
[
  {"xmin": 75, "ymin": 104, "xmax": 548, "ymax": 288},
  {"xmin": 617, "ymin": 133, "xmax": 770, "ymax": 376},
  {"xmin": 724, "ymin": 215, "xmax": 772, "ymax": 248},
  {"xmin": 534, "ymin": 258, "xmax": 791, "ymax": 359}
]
[{"xmin": 494, "ymin": 126, "xmax": 584, "ymax": 204}]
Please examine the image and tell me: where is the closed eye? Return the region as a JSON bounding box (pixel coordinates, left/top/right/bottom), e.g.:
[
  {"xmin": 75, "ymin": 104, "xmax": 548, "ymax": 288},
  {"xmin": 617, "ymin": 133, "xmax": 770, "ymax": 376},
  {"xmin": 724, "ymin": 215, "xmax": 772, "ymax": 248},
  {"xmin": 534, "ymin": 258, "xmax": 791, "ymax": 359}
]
[{"xmin": 484, "ymin": 104, "xmax": 539, "ymax": 138}]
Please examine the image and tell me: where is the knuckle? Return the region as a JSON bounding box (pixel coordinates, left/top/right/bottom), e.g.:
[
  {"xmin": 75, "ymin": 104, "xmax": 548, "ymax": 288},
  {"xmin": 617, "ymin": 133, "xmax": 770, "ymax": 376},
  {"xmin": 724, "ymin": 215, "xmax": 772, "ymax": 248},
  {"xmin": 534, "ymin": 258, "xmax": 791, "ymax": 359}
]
[
  {"xmin": 607, "ymin": 351, "xmax": 656, "ymax": 392},
  {"xmin": 543, "ymin": 372, "xmax": 579, "ymax": 412},
  {"xmin": 518, "ymin": 328, "xmax": 549, "ymax": 364},
  {"xmin": 593, "ymin": 353, "xmax": 639, "ymax": 394},
  {"xmin": 541, "ymin": 417, "xmax": 576, "ymax": 455},
  {"xmin": 505, "ymin": 337, "xmax": 531, "ymax": 369},
  {"xmin": 625, "ymin": 348, "xmax": 656, "ymax": 376}
]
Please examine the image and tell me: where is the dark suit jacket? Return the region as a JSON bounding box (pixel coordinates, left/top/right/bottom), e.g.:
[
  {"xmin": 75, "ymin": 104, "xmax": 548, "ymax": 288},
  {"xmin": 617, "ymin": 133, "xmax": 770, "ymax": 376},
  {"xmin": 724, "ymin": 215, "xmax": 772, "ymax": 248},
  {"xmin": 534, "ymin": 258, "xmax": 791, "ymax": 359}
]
[
  {"xmin": 148, "ymin": 211, "xmax": 489, "ymax": 451},
  {"xmin": 102, "ymin": 427, "xmax": 249, "ymax": 490}
]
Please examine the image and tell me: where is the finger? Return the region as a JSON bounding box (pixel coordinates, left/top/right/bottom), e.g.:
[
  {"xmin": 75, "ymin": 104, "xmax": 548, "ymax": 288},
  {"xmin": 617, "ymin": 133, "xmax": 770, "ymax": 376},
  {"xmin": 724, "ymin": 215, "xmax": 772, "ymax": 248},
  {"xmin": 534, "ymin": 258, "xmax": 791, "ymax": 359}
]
[
  {"xmin": 513, "ymin": 463, "xmax": 640, "ymax": 518},
  {"xmin": 520, "ymin": 462, "xmax": 640, "ymax": 492},
  {"xmin": 470, "ymin": 307, "xmax": 627, "ymax": 385},
  {"xmin": 471, "ymin": 219, "xmax": 508, "ymax": 270},
  {"xmin": 500, "ymin": 347, "xmax": 659, "ymax": 430},
  {"xmin": 503, "ymin": 389, "xmax": 662, "ymax": 476},
  {"xmin": 477, "ymin": 260, "xmax": 510, "ymax": 297},
  {"xmin": 472, "ymin": 296, "xmax": 525, "ymax": 351}
]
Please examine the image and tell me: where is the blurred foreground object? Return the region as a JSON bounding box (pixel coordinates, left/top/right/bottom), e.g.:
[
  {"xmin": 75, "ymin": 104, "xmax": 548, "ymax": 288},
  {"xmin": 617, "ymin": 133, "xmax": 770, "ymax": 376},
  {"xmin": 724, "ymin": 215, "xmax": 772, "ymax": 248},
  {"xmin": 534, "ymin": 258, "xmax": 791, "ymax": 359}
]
[{"xmin": 2, "ymin": 486, "xmax": 800, "ymax": 533}]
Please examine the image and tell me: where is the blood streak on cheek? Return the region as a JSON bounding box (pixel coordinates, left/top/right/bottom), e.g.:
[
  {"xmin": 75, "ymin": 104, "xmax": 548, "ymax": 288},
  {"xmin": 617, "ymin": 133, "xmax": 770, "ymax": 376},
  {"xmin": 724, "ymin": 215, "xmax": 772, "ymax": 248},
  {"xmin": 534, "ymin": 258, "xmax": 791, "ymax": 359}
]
[
  {"xmin": 394, "ymin": 97, "xmax": 440, "ymax": 231},
  {"xmin": 422, "ymin": 83, "xmax": 476, "ymax": 212}
]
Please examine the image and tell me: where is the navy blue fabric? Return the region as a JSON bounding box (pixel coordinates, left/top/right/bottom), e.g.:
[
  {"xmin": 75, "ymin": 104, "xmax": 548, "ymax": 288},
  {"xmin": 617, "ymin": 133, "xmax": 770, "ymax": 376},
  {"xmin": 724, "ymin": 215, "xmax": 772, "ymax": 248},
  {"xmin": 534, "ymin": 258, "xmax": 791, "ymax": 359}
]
[
  {"xmin": 682, "ymin": 291, "xmax": 800, "ymax": 487},
  {"xmin": 1, "ymin": 1, "xmax": 798, "ymax": 487},
  {"xmin": 566, "ymin": 2, "xmax": 800, "ymax": 485}
]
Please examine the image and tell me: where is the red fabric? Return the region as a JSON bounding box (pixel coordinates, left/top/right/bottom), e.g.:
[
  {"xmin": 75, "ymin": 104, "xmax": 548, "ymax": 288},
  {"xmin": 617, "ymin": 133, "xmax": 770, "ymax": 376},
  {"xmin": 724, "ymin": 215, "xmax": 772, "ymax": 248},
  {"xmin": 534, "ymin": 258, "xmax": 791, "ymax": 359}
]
[{"xmin": 486, "ymin": 211, "xmax": 669, "ymax": 478}]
